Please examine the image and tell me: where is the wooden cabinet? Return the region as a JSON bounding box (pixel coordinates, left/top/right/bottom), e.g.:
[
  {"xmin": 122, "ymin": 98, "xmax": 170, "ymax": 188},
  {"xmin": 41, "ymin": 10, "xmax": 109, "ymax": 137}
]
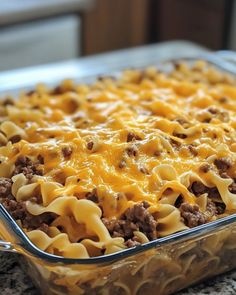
[
  {"xmin": 153, "ymin": 0, "xmax": 233, "ymax": 49},
  {"xmin": 82, "ymin": 0, "xmax": 150, "ymax": 55},
  {"xmin": 81, "ymin": 0, "xmax": 234, "ymax": 55}
]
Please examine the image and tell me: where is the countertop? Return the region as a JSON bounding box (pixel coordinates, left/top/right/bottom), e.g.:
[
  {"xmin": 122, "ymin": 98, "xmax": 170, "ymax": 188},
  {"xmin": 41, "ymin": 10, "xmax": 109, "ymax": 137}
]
[
  {"xmin": 0, "ymin": 0, "xmax": 94, "ymax": 26},
  {"xmin": 0, "ymin": 41, "xmax": 235, "ymax": 294}
]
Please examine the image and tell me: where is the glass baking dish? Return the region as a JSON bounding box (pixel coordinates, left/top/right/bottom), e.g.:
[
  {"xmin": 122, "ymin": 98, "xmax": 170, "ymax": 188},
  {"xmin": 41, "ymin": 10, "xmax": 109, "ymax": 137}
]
[{"xmin": 0, "ymin": 52, "xmax": 236, "ymax": 295}]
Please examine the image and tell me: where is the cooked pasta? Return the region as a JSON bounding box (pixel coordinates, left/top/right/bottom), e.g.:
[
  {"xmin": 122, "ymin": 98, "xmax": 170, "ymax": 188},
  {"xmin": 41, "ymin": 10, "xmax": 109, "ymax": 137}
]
[{"xmin": 0, "ymin": 60, "xmax": 236, "ymax": 261}]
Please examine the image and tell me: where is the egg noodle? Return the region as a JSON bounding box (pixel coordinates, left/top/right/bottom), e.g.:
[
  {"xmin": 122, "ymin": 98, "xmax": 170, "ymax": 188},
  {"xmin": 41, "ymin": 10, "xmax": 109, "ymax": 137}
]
[{"xmin": 0, "ymin": 60, "xmax": 236, "ymax": 261}]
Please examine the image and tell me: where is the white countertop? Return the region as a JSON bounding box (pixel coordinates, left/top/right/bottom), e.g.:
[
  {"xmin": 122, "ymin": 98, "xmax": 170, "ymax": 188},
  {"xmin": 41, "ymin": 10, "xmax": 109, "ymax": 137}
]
[{"xmin": 0, "ymin": 0, "xmax": 94, "ymax": 26}]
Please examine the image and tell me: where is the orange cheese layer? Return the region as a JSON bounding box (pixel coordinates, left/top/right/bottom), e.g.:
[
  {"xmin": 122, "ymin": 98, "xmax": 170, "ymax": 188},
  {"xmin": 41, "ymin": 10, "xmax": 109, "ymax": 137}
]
[{"xmin": 5, "ymin": 62, "xmax": 236, "ymax": 218}]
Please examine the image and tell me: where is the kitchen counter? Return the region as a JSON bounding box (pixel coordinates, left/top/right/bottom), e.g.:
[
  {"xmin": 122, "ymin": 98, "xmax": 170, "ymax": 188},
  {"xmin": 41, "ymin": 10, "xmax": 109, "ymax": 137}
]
[
  {"xmin": 0, "ymin": 41, "xmax": 234, "ymax": 294},
  {"xmin": 0, "ymin": 0, "xmax": 94, "ymax": 26}
]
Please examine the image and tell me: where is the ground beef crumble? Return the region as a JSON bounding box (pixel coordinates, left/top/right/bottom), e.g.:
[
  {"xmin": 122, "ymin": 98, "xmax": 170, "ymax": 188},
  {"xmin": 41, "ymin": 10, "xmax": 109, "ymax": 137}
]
[
  {"xmin": 190, "ymin": 181, "xmax": 226, "ymax": 200},
  {"xmin": 214, "ymin": 158, "xmax": 232, "ymax": 172},
  {"xmin": 0, "ymin": 178, "xmax": 12, "ymax": 197},
  {"xmin": 102, "ymin": 201, "xmax": 158, "ymax": 246},
  {"xmin": 85, "ymin": 189, "xmax": 98, "ymax": 203},
  {"xmin": 126, "ymin": 145, "xmax": 138, "ymax": 157},
  {"xmin": 127, "ymin": 132, "xmax": 141, "ymax": 142},
  {"xmin": 61, "ymin": 146, "xmax": 73, "ymax": 158},
  {"xmin": 0, "ymin": 177, "xmax": 56, "ymax": 233},
  {"xmin": 191, "ymin": 181, "xmax": 208, "ymax": 196},
  {"xmin": 13, "ymin": 156, "xmax": 43, "ymax": 179},
  {"xmin": 229, "ymin": 180, "xmax": 236, "ymax": 194},
  {"xmin": 179, "ymin": 199, "xmax": 220, "ymax": 228},
  {"xmin": 125, "ymin": 237, "xmax": 141, "ymax": 248},
  {"xmin": 179, "ymin": 203, "xmax": 206, "ymax": 228}
]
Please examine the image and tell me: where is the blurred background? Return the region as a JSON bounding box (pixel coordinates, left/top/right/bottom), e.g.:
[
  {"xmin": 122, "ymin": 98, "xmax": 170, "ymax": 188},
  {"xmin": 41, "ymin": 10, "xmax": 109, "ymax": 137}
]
[{"xmin": 0, "ymin": 0, "xmax": 235, "ymax": 71}]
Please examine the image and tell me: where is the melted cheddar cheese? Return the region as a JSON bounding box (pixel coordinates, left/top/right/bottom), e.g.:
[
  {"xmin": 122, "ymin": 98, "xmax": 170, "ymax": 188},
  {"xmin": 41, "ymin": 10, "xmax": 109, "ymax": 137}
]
[{"xmin": 0, "ymin": 60, "xmax": 236, "ymax": 258}]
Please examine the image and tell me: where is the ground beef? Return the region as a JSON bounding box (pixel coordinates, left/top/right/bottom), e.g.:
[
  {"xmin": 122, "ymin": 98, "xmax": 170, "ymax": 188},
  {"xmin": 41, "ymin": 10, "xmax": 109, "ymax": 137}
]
[
  {"xmin": 229, "ymin": 180, "xmax": 236, "ymax": 194},
  {"xmin": 174, "ymin": 195, "xmax": 184, "ymax": 208},
  {"xmin": 179, "ymin": 203, "xmax": 206, "ymax": 228},
  {"xmin": 38, "ymin": 223, "xmax": 50, "ymax": 233},
  {"xmin": 1, "ymin": 198, "xmax": 56, "ymax": 232},
  {"xmin": 205, "ymin": 200, "xmax": 217, "ymax": 216},
  {"xmin": 172, "ymin": 132, "xmax": 187, "ymax": 139},
  {"xmin": 189, "ymin": 181, "xmax": 223, "ymax": 200},
  {"xmin": 50, "ymin": 86, "xmax": 69, "ymax": 95},
  {"xmin": 154, "ymin": 150, "xmax": 161, "ymax": 157},
  {"xmin": 127, "ymin": 132, "xmax": 141, "ymax": 142},
  {"xmin": 102, "ymin": 201, "xmax": 157, "ymax": 244},
  {"xmin": 2, "ymin": 98, "xmax": 14, "ymax": 106},
  {"xmin": 199, "ymin": 163, "xmax": 211, "ymax": 173},
  {"xmin": 219, "ymin": 97, "xmax": 228, "ymax": 104},
  {"xmin": 169, "ymin": 138, "xmax": 181, "ymax": 148},
  {"xmin": 208, "ymin": 187, "xmax": 221, "ymax": 199},
  {"xmin": 188, "ymin": 145, "xmax": 198, "ymax": 156},
  {"xmin": 37, "ymin": 154, "xmax": 44, "ymax": 164},
  {"xmin": 214, "ymin": 158, "xmax": 232, "ymax": 172},
  {"xmin": 175, "ymin": 118, "xmax": 189, "ymax": 127},
  {"xmin": 118, "ymin": 159, "xmax": 127, "ymax": 169},
  {"xmin": 61, "ymin": 146, "xmax": 73, "ymax": 158},
  {"xmin": 220, "ymin": 172, "xmax": 230, "ymax": 179},
  {"xmin": 87, "ymin": 141, "xmax": 94, "ymax": 150},
  {"xmin": 85, "ymin": 189, "xmax": 98, "ymax": 203},
  {"xmin": 190, "ymin": 181, "xmax": 208, "ymax": 196},
  {"xmin": 180, "ymin": 200, "xmax": 220, "ymax": 228},
  {"xmin": 139, "ymin": 165, "xmax": 149, "ymax": 174},
  {"xmin": 0, "ymin": 176, "xmax": 55, "ymax": 232},
  {"xmin": 13, "ymin": 156, "xmax": 43, "ymax": 179},
  {"xmin": 9, "ymin": 135, "xmax": 22, "ymax": 144},
  {"xmin": 125, "ymin": 238, "xmax": 141, "ymax": 248},
  {"xmin": 215, "ymin": 202, "xmax": 226, "ymax": 215},
  {"xmin": 0, "ymin": 178, "xmax": 12, "ymax": 198},
  {"xmin": 126, "ymin": 145, "xmax": 138, "ymax": 157},
  {"xmin": 208, "ymin": 107, "xmax": 218, "ymax": 115}
]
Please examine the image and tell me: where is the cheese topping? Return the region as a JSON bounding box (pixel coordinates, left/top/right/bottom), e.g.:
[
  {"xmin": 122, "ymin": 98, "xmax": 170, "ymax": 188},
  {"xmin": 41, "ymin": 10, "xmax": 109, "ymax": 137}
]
[{"xmin": 0, "ymin": 60, "xmax": 236, "ymax": 258}]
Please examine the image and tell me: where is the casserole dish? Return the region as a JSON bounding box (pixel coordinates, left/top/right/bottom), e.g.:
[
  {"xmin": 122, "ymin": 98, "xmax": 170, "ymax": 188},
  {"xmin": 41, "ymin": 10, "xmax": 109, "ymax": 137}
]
[{"xmin": 0, "ymin": 52, "xmax": 236, "ymax": 295}]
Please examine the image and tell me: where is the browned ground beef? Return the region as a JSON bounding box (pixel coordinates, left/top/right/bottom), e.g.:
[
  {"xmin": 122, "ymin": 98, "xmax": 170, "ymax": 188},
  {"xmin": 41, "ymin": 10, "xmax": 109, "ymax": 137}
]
[
  {"xmin": 214, "ymin": 158, "xmax": 232, "ymax": 172},
  {"xmin": 85, "ymin": 189, "xmax": 98, "ymax": 203},
  {"xmin": 102, "ymin": 201, "xmax": 158, "ymax": 244},
  {"xmin": 126, "ymin": 145, "xmax": 138, "ymax": 157},
  {"xmin": 179, "ymin": 200, "xmax": 218, "ymax": 228},
  {"xmin": 0, "ymin": 176, "xmax": 56, "ymax": 233},
  {"xmin": 199, "ymin": 163, "xmax": 211, "ymax": 173},
  {"xmin": 215, "ymin": 202, "xmax": 226, "ymax": 214},
  {"xmin": 61, "ymin": 146, "xmax": 73, "ymax": 158},
  {"xmin": 126, "ymin": 132, "xmax": 141, "ymax": 142},
  {"xmin": 191, "ymin": 181, "xmax": 208, "ymax": 196},
  {"xmin": 179, "ymin": 203, "xmax": 206, "ymax": 227},
  {"xmin": 125, "ymin": 237, "xmax": 141, "ymax": 248},
  {"xmin": 229, "ymin": 180, "xmax": 236, "ymax": 194},
  {"xmin": 205, "ymin": 200, "xmax": 217, "ymax": 216},
  {"xmin": 1, "ymin": 198, "xmax": 56, "ymax": 232},
  {"xmin": 190, "ymin": 180, "xmax": 234, "ymax": 200},
  {"xmin": 0, "ymin": 178, "xmax": 12, "ymax": 197},
  {"xmin": 87, "ymin": 141, "xmax": 94, "ymax": 150},
  {"xmin": 208, "ymin": 187, "xmax": 221, "ymax": 199},
  {"xmin": 13, "ymin": 156, "xmax": 43, "ymax": 179}
]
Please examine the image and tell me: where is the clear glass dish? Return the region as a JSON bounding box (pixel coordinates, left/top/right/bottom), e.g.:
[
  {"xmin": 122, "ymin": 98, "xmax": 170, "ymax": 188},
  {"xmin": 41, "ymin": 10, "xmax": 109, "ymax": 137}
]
[{"xmin": 0, "ymin": 53, "xmax": 236, "ymax": 295}]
